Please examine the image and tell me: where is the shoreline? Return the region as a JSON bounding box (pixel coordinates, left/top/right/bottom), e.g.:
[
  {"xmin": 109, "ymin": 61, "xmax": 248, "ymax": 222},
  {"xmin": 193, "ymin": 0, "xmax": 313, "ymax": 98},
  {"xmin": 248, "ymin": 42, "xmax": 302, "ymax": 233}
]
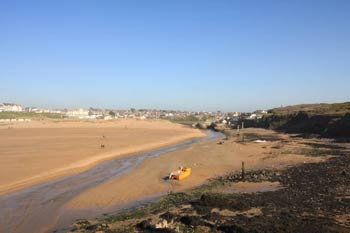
[
  {"xmin": 0, "ymin": 119, "xmax": 206, "ymax": 196},
  {"xmin": 0, "ymin": 130, "xmax": 206, "ymax": 196},
  {"xmin": 0, "ymin": 128, "xmax": 217, "ymax": 233},
  {"xmin": 65, "ymin": 128, "xmax": 324, "ymax": 210},
  {"xmin": 68, "ymin": 129, "xmax": 350, "ymax": 233}
]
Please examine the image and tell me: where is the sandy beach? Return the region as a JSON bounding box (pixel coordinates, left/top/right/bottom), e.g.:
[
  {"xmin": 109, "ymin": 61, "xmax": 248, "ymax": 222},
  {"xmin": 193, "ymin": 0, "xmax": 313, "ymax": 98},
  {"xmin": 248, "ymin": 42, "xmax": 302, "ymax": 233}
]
[
  {"xmin": 0, "ymin": 119, "xmax": 205, "ymax": 195},
  {"xmin": 0, "ymin": 121, "xmax": 335, "ymax": 233},
  {"xmin": 66, "ymin": 128, "xmax": 326, "ymax": 210}
]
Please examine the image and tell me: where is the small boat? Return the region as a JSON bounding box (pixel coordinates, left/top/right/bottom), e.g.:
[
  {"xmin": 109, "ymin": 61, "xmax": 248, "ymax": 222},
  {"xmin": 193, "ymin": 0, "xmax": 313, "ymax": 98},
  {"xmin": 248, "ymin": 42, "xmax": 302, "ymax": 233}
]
[{"xmin": 169, "ymin": 166, "xmax": 191, "ymax": 180}]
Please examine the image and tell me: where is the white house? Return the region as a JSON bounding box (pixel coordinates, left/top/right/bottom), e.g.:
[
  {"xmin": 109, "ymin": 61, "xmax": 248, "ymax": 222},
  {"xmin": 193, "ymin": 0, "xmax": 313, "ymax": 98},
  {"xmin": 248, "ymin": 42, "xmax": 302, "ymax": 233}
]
[
  {"xmin": 65, "ymin": 109, "xmax": 90, "ymax": 119},
  {"xmin": 249, "ymin": 113, "xmax": 263, "ymax": 120},
  {"xmin": 249, "ymin": 113, "xmax": 257, "ymax": 119},
  {"xmin": 104, "ymin": 115, "xmax": 115, "ymax": 120},
  {"xmin": 1, "ymin": 103, "xmax": 23, "ymax": 112}
]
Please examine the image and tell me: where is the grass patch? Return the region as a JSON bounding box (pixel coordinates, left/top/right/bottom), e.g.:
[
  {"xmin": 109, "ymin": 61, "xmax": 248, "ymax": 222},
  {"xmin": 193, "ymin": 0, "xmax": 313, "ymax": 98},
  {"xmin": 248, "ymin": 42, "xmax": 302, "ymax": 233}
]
[
  {"xmin": 106, "ymin": 192, "xmax": 193, "ymax": 223},
  {"xmin": 0, "ymin": 112, "xmax": 63, "ymax": 119},
  {"xmin": 106, "ymin": 180, "xmax": 224, "ymax": 223},
  {"xmin": 191, "ymin": 179, "xmax": 225, "ymax": 196}
]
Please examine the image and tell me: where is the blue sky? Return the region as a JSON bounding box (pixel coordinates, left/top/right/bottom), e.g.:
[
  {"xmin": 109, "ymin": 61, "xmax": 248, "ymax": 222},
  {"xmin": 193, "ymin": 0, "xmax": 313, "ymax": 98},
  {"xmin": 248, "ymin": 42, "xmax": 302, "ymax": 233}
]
[{"xmin": 0, "ymin": 0, "xmax": 349, "ymax": 112}]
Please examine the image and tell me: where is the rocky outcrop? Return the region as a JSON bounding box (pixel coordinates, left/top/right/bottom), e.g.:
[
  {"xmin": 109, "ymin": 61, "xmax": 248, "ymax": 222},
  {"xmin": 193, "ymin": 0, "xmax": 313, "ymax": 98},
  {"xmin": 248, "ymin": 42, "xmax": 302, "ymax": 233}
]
[{"xmin": 242, "ymin": 112, "xmax": 350, "ymax": 139}]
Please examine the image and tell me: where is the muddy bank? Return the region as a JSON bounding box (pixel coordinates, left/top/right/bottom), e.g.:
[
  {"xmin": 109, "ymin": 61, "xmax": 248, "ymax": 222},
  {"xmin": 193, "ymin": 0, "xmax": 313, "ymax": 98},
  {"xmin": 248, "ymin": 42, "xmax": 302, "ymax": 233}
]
[{"xmin": 71, "ymin": 138, "xmax": 350, "ymax": 233}]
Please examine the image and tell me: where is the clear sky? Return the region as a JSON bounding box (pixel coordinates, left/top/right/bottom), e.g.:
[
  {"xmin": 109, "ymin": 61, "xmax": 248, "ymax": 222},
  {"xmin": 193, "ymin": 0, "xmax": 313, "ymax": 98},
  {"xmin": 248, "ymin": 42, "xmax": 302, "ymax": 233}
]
[{"xmin": 1, "ymin": 0, "xmax": 349, "ymax": 112}]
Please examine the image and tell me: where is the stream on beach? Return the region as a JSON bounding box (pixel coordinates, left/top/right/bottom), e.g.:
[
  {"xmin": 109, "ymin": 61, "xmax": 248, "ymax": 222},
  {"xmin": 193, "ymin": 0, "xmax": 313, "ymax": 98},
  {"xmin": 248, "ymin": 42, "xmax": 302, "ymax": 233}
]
[{"xmin": 0, "ymin": 130, "xmax": 224, "ymax": 233}]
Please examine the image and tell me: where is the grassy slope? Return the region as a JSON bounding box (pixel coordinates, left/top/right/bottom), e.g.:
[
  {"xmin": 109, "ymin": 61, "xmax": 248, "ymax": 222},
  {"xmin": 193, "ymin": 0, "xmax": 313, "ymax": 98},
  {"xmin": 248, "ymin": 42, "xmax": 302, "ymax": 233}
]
[
  {"xmin": 269, "ymin": 102, "xmax": 350, "ymax": 116},
  {"xmin": 243, "ymin": 102, "xmax": 350, "ymax": 138}
]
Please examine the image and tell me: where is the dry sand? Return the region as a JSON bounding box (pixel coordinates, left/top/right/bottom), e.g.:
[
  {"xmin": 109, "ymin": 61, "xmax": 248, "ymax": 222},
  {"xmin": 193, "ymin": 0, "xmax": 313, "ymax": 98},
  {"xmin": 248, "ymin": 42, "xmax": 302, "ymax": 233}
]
[
  {"xmin": 0, "ymin": 119, "xmax": 205, "ymax": 195},
  {"xmin": 66, "ymin": 128, "xmax": 326, "ymax": 209}
]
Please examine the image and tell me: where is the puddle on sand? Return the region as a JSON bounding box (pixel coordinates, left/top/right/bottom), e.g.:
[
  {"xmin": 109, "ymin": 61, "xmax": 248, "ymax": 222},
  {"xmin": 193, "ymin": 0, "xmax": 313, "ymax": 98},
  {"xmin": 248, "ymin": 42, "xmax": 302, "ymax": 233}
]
[{"xmin": 220, "ymin": 181, "xmax": 282, "ymax": 194}]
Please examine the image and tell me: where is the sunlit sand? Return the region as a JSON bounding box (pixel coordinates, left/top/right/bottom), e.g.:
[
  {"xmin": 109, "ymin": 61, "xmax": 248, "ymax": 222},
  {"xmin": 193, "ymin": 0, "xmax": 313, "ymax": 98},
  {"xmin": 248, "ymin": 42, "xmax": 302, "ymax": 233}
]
[{"xmin": 0, "ymin": 119, "xmax": 205, "ymax": 195}]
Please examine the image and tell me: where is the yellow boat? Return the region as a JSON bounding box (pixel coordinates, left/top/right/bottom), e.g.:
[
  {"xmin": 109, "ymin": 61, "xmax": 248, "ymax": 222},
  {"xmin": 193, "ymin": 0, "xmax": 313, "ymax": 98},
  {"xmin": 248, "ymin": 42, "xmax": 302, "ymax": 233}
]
[{"xmin": 169, "ymin": 167, "xmax": 191, "ymax": 180}]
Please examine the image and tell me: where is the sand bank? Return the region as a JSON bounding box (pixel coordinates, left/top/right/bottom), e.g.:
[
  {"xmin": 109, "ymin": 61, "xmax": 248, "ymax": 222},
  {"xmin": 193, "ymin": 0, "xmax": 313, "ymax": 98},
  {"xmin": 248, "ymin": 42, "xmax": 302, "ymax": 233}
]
[
  {"xmin": 66, "ymin": 128, "xmax": 325, "ymax": 209},
  {"xmin": 0, "ymin": 119, "xmax": 205, "ymax": 195}
]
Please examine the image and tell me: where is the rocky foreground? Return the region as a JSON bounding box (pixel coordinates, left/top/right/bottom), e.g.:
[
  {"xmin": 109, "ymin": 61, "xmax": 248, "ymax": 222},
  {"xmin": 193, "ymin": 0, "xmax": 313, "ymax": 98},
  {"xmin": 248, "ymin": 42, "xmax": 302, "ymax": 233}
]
[{"xmin": 69, "ymin": 136, "xmax": 350, "ymax": 233}]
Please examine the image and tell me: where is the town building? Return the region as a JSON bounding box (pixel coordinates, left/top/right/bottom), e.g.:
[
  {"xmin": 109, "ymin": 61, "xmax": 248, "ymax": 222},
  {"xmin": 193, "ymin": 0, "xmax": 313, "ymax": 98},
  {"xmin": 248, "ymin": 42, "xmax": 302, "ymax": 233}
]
[
  {"xmin": 0, "ymin": 103, "xmax": 23, "ymax": 112},
  {"xmin": 65, "ymin": 109, "xmax": 90, "ymax": 119}
]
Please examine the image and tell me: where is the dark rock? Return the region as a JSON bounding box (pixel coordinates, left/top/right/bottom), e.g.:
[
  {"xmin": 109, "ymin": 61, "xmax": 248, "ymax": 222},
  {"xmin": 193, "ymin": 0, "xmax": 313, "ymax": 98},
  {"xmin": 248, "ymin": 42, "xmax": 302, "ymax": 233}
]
[
  {"xmin": 179, "ymin": 215, "xmax": 203, "ymax": 226},
  {"xmin": 136, "ymin": 219, "xmax": 154, "ymax": 230},
  {"xmin": 76, "ymin": 219, "xmax": 90, "ymax": 226},
  {"xmin": 203, "ymin": 212, "xmax": 222, "ymax": 222},
  {"xmin": 84, "ymin": 223, "xmax": 108, "ymax": 231},
  {"xmin": 99, "ymin": 140, "xmax": 350, "ymax": 233},
  {"xmin": 85, "ymin": 224, "xmax": 98, "ymax": 230},
  {"xmin": 159, "ymin": 211, "xmax": 175, "ymax": 222},
  {"xmin": 152, "ymin": 228, "xmax": 176, "ymax": 233},
  {"xmin": 217, "ymin": 224, "xmax": 246, "ymax": 233}
]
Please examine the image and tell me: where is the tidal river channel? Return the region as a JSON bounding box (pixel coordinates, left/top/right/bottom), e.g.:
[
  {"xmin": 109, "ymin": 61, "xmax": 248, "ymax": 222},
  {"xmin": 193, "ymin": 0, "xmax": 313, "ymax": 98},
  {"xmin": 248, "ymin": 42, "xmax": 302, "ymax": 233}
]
[{"xmin": 0, "ymin": 130, "xmax": 224, "ymax": 233}]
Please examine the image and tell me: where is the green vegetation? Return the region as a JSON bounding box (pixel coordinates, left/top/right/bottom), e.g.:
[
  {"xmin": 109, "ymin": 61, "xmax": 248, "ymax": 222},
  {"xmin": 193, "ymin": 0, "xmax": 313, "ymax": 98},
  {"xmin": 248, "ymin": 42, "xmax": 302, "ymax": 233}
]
[
  {"xmin": 108, "ymin": 111, "xmax": 116, "ymax": 117},
  {"xmin": 106, "ymin": 192, "xmax": 192, "ymax": 223},
  {"xmin": 0, "ymin": 112, "xmax": 63, "ymax": 119},
  {"xmin": 106, "ymin": 180, "xmax": 224, "ymax": 223},
  {"xmin": 242, "ymin": 102, "xmax": 350, "ymax": 138},
  {"xmin": 268, "ymin": 102, "xmax": 350, "ymax": 116},
  {"xmin": 167, "ymin": 115, "xmax": 203, "ymax": 125}
]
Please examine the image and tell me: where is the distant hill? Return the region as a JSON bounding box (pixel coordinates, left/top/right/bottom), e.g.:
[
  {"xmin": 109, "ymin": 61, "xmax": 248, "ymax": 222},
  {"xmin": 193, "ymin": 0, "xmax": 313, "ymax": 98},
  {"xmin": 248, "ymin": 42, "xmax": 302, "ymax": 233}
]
[
  {"xmin": 268, "ymin": 102, "xmax": 350, "ymax": 116},
  {"xmin": 243, "ymin": 102, "xmax": 350, "ymax": 139}
]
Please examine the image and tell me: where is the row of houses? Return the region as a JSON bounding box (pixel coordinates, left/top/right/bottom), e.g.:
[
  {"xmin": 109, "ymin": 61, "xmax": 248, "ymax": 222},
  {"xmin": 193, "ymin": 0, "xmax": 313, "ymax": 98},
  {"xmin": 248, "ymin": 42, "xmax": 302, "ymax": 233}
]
[
  {"xmin": 248, "ymin": 110, "xmax": 268, "ymax": 119},
  {"xmin": 65, "ymin": 109, "xmax": 115, "ymax": 120},
  {"xmin": 1, "ymin": 103, "xmax": 267, "ymax": 122},
  {"xmin": 26, "ymin": 107, "xmax": 62, "ymax": 114},
  {"xmin": 219, "ymin": 110, "xmax": 269, "ymax": 128},
  {"xmin": 0, "ymin": 103, "xmax": 23, "ymax": 112},
  {"xmin": 0, "ymin": 103, "xmax": 63, "ymax": 114}
]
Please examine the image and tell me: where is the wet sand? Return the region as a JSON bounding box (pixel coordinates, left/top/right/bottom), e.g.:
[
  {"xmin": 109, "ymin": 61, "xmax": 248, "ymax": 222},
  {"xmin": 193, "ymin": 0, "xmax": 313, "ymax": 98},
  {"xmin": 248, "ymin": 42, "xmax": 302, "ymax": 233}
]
[
  {"xmin": 0, "ymin": 131, "xmax": 219, "ymax": 233},
  {"xmin": 217, "ymin": 181, "xmax": 282, "ymax": 194},
  {"xmin": 0, "ymin": 124, "xmax": 330, "ymax": 233},
  {"xmin": 66, "ymin": 128, "xmax": 325, "ymax": 210},
  {"xmin": 0, "ymin": 119, "xmax": 205, "ymax": 195},
  {"xmin": 102, "ymin": 140, "xmax": 349, "ymax": 233}
]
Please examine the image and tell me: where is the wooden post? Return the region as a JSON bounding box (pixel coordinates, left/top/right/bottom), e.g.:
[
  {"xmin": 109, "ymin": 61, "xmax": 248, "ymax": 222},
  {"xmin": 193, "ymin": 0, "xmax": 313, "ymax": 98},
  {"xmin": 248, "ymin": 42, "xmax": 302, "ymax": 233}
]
[
  {"xmin": 242, "ymin": 121, "xmax": 244, "ymax": 129},
  {"xmin": 241, "ymin": 161, "xmax": 245, "ymax": 180}
]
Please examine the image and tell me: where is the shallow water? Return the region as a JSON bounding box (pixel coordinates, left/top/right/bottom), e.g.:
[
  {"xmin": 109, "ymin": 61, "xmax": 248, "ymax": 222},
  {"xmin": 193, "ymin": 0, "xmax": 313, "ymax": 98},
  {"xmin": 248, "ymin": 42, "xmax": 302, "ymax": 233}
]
[
  {"xmin": 0, "ymin": 130, "xmax": 224, "ymax": 233},
  {"xmin": 222, "ymin": 181, "xmax": 282, "ymax": 194}
]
